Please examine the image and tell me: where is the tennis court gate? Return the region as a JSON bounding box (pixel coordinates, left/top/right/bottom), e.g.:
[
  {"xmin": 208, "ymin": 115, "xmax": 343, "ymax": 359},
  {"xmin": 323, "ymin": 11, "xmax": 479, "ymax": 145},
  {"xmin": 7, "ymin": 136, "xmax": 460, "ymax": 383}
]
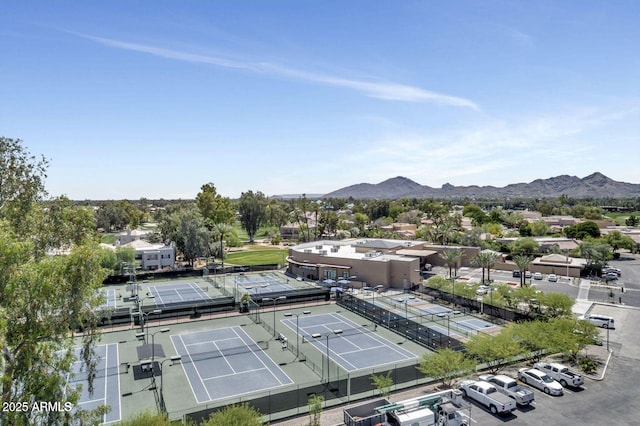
[{"xmin": 336, "ymin": 292, "xmax": 466, "ymax": 352}]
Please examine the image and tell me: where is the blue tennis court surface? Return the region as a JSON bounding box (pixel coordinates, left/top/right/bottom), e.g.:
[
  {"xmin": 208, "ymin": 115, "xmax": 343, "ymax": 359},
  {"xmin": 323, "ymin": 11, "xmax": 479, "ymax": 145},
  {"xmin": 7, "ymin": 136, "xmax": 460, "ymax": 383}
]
[
  {"xmin": 148, "ymin": 283, "xmax": 211, "ymax": 307},
  {"xmin": 455, "ymin": 318, "xmax": 496, "ymax": 331},
  {"xmin": 418, "ymin": 305, "xmax": 453, "ymax": 315},
  {"xmin": 68, "ymin": 343, "xmax": 120, "ymax": 424},
  {"xmin": 282, "ymin": 313, "xmax": 417, "ymax": 372},
  {"xmin": 98, "ymin": 289, "xmax": 117, "ymax": 310},
  {"xmin": 171, "ymin": 327, "xmax": 293, "ymax": 403},
  {"xmin": 237, "ymin": 277, "xmax": 295, "ymax": 295}
]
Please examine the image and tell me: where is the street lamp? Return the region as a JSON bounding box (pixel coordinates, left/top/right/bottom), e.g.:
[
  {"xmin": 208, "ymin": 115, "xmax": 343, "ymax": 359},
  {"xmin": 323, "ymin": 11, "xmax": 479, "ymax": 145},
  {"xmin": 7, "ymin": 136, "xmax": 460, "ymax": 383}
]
[
  {"xmin": 139, "ymin": 295, "xmax": 156, "ymax": 332},
  {"xmin": 284, "ymin": 312, "xmax": 301, "ymax": 359},
  {"xmin": 148, "ymin": 327, "xmax": 170, "ymax": 360},
  {"xmin": 160, "ymin": 355, "xmax": 182, "ymax": 413},
  {"xmin": 263, "ymin": 296, "xmax": 286, "ymax": 336},
  {"xmin": 313, "ymin": 329, "xmax": 342, "ymax": 387},
  {"xmin": 140, "ymin": 309, "xmax": 162, "ymax": 335}
]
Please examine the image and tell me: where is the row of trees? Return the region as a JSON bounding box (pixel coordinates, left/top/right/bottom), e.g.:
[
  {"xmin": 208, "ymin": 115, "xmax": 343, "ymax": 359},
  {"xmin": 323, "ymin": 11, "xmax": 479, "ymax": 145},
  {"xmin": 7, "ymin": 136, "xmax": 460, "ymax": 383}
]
[{"xmin": 418, "ymin": 316, "xmax": 601, "ymax": 389}]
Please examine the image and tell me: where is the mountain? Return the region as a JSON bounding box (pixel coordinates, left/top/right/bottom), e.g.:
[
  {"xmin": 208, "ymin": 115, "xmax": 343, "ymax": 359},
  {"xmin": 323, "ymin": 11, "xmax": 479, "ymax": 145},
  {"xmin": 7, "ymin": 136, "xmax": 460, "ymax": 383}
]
[{"xmin": 323, "ymin": 173, "xmax": 640, "ymax": 199}]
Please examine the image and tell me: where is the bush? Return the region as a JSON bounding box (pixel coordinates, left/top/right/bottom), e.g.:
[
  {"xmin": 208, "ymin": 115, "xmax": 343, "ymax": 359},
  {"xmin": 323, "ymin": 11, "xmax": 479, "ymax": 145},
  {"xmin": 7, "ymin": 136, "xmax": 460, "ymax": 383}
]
[{"xmin": 578, "ymin": 356, "xmax": 598, "ymax": 374}]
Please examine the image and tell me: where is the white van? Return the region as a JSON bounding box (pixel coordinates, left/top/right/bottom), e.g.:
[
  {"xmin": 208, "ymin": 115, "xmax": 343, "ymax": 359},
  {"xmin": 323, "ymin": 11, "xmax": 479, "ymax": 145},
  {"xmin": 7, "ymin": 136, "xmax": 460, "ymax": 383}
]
[{"xmin": 582, "ymin": 314, "xmax": 615, "ymax": 329}]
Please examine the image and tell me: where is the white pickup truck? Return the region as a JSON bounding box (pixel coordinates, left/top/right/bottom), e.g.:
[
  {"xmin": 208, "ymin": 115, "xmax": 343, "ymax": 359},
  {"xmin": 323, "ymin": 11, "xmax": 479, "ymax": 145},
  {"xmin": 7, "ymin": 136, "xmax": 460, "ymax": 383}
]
[
  {"xmin": 478, "ymin": 374, "xmax": 535, "ymax": 406},
  {"xmin": 534, "ymin": 362, "xmax": 584, "ymax": 387},
  {"xmin": 459, "ymin": 380, "xmax": 516, "ymax": 415}
]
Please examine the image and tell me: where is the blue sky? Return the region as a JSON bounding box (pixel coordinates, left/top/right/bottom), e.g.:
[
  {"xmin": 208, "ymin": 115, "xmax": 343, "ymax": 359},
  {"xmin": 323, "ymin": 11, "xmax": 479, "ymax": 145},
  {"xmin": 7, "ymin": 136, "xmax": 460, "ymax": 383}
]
[{"xmin": 2, "ymin": 1, "xmax": 639, "ymax": 200}]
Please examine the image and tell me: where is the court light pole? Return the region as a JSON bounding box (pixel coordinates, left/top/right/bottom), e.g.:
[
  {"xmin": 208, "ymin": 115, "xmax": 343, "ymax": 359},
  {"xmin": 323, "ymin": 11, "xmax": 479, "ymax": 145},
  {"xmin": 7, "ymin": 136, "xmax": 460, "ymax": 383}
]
[
  {"xmin": 141, "ymin": 309, "xmax": 162, "ymax": 336},
  {"xmin": 263, "ymin": 296, "xmax": 286, "ymax": 336},
  {"xmin": 160, "ymin": 355, "xmax": 181, "ymax": 413},
  {"xmin": 150, "ymin": 328, "xmax": 170, "ymax": 379},
  {"xmin": 139, "ymin": 295, "xmax": 156, "ymax": 332},
  {"xmin": 284, "ymin": 313, "xmax": 302, "ymax": 359}
]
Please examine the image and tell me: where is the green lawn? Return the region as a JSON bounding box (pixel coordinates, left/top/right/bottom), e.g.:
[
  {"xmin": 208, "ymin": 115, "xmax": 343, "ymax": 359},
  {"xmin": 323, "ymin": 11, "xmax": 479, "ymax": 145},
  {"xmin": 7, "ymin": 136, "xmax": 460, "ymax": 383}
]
[
  {"xmin": 226, "ymin": 248, "xmax": 287, "ymax": 265},
  {"xmin": 606, "ymin": 211, "xmax": 640, "ymax": 225}
]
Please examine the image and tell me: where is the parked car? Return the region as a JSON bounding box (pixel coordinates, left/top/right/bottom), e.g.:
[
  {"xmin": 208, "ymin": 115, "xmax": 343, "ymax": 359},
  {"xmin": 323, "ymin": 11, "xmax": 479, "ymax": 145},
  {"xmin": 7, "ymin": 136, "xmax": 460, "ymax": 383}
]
[
  {"xmin": 478, "ymin": 374, "xmax": 535, "ymax": 406},
  {"xmin": 476, "ymin": 285, "xmax": 490, "ymax": 295},
  {"xmin": 581, "ymin": 314, "xmax": 615, "ymax": 329},
  {"xmin": 524, "ymin": 271, "xmax": 532, "ymax": 278},
  {"xmin": 603, "ymin": 272, "xmax": 619, "ymax": 281},
  {"xmin": 459, "ymin": 380, "xmax": 517, "ymax": 415},
  {"xmin": 512, "ymin": 270, "xmax": 521, "ymax": 278},
  {"xmin": 603, "ymin": 266, "xmax": 621, "ymax": 276},
  {"xmin": 533, "ymin": 272, "xmax": 543, "ymax": 280},
  {"xmin": 517, "ymin": 368, "xmax": 564, "ymax": 395},
  {"xmin": 547, "ymin": 274, "xmax": 558, "ymax": 282},
  {"xmin": 534, "ymin": 362, "xmax": 584, "ymax": 387}
]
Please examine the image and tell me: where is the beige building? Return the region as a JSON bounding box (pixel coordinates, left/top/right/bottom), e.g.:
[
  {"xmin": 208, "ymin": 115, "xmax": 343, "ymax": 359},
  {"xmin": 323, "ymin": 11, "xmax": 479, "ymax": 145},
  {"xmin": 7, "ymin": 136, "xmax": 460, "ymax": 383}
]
[{"xmin": 286, "ymin": 239, "xmax": 484, "ymax": 290}]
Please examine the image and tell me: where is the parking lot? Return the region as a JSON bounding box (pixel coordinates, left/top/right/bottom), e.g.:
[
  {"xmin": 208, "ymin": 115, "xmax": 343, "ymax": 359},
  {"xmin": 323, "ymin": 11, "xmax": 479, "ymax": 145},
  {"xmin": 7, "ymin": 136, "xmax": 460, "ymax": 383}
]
[{"xmin": 457, "ymin": 303, "xmax": 640, "ymax": 426}]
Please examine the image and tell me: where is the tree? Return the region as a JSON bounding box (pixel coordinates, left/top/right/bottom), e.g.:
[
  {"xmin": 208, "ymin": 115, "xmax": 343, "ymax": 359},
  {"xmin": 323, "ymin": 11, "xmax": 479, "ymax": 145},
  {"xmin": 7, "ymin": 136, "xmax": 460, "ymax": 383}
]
[
  {"xmin": 417, "ymin": 348, "xmax": 475, "ymax": 389},
  {"xmin": 538, "ymin": 293, "xmax": 574, "ymax": 318},
  {"xmin": 238, "ymin": 190, "xmax": 267, "ymax": 243},
  {"xmin": 1, "ymin": 139, "xmax": 109, "ymax": 424},
  {"xmin": 161, "ymin": 208, "xmax": 211, "ymax": 266},
  {"xmin": 0, "ymin": 137, "xmax": 48, "ymax": 233},
  {"xmin": 307, "ymin": 394, "xmax": 324, "ymax": 426},
  {"xmin": 513, "ymin": 255, "xmax": 534, "ymax": 287},
  {"xmin": 370, "ymin": 371, "xmax": 394, "ymax": 398},
  {"xmin": 465, "ymin": 329, "xmax": 525, "ymax": 374},
  {"xmin": 462, "ymin": 204, "xmax": 488, "ymax": 226},
  {"xmin": 471, "ymin": 250, "xmax": 499, "ymax": 283},
  {"xmin": 196, "ymin": 183, "xmax": 235, "ymax": 226},
  {"xmin": 530, "ymin": 219, "xmax": 551, "ymax": 237},
  {"xmin": 212, "ymin": 222, "xmax": 234, "ymax": 268},
  {"xmin": 605, "ymin": 230, "xmax": 634, "ymax": 256},
  {"xmin": 625, "ymin": 214, "xmax": 639, "ymax": 227},
  {"xmin": 510, "ymin": 321, "xmax": 556, "ymax": 363},
  {"xmin": 440, "ymin": 248, "xmax": 463, "ymax": 279},
  {"xmin": 564, "ymin": 221, "xmax": 600, "ymax": 239},
  {"xmin": 202, "ymin": 403, "xmax": 263, "ymax": 426},
  {"xmin": 510, "ymin": 237, "xmax": 539, "ymax": 256}
]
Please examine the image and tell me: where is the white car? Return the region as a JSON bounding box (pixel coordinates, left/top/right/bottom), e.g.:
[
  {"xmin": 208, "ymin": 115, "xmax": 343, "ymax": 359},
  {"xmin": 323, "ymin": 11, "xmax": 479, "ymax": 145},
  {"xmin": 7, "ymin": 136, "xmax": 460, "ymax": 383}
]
[
  {"xmin": 533, "ymin": 272, "xmax": 543, "ymax": 280},
  {"xmin": 517, "ymin": 368, "xmax": 564, "ymax": 395},
  {"xmin": 547, "ymin": 274, "xmax": 558, "ymax": 282},
  {"xmin": 476, "ymin": 285, "xmax": 490, "ymax": 295}
]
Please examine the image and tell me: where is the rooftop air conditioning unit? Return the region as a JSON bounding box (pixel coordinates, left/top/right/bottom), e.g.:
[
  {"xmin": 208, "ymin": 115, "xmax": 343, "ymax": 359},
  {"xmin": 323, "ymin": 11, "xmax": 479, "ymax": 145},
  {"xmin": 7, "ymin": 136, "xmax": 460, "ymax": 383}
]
[{"xmin": 315, "ymin": 245, "xmax": 323, "ymax": 249}]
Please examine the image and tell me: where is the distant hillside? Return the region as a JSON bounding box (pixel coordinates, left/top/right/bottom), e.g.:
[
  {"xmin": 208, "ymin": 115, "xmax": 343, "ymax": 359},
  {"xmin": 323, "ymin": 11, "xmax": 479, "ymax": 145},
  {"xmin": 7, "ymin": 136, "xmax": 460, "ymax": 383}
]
[{"xmin": 323, "ymin": 172, "xmax": 640, "ymax": 199}]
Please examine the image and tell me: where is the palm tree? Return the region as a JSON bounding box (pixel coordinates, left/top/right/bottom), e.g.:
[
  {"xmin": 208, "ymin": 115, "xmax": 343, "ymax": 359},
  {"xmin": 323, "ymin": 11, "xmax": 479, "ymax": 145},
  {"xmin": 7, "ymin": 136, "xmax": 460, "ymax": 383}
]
[
  {"xmin": 212, "ymin": 222, "xmax": 233, "ymax": 270},
  {"xmin": 440, "ymin": 248, "xmax": 463, "ymax": 279},
  {"xmin": 513, "ymin": 255, "xmax": 534, "ymax": 287},
  {"xmin": 471, "ymin": 250, "xmax": 500, "ymax": 283}
]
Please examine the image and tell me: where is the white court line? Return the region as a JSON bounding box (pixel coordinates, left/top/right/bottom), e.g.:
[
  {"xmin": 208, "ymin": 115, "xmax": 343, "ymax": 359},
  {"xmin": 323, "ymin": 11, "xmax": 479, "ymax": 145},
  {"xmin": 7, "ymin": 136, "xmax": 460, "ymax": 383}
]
[
  {"xmin": 211, "ymin": 339, "xmax": 236, "ymax": 374},
  {"xmin": 103, "ymin": 343, "xmax": 108, "ymax": 424},
  {"xmin": 188, "ymin": 282, "xmax": 208, "ymax": 300},
  {"xmin": 185, "ymin": 335, "xmax": 239, "ymax": 347},
  {"xmin": 202, "ymin": 367, "xmax": 268, "ymax": 381},
  {"xmin": 339, "ymin": 345, "xmax": 388, "ymax": 355},
  {"xmin": 114, "ymin": 343, "xmax": 121, "ymax": 423},
  {"xmin": 178, "ymin": 334, "xmax": 213, "ymax": 402},
  {"xmin": 171, "ymin": 336, "xmax": 201, "ymax": 403},
  {"xmin": 149, "ymin": 286, "xmax": 167, "ymax": 307},
  {"xmin": 327, "ymin": 312, "xmax": 416, "ymax": 359},
  {"xmin": 231, "ymin": 327, "xmax": 291, "ymax": 386}
]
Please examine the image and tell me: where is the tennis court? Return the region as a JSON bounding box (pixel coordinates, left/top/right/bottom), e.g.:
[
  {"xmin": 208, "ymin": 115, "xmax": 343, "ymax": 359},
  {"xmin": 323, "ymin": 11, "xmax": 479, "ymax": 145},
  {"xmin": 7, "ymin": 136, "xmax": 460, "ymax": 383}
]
[
  {"xmin": 147, "ymin": 283, "xmax": 211, "ymax": 307},
  {"xmin": 282, "ymin": 313, "xmax": 417, "ymax": 372},
  {"xmin": 455, "ymin": 318, "xmax": 497, "ymax": 332},
  {"xmin": 236, "ymin": 275, "xmax": 295, "ymax": 295},
  {"xmin": 171, "ymin": 327, "xmax": 293, "ymax": 403},
  {"xmin": 98, "ymin": 289, "xmax": 117, "ymax": 310},
  {"xmin": 68, "ymin": 343, "xmax": 121, "ymax": 424}
]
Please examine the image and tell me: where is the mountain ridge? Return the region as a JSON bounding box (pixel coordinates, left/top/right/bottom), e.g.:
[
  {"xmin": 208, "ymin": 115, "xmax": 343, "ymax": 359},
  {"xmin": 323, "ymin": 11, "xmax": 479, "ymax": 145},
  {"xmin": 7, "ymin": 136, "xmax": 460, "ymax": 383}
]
[{"xmin": 323, "ymin": 173, "xmax": 640, "ymax": 199}]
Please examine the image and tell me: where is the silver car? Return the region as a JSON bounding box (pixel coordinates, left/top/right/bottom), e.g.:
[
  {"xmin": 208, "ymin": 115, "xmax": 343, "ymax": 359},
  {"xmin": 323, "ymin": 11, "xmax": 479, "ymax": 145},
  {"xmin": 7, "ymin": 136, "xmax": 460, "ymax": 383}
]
[{"xmin": 518, "ymin": 368, "xmax": 564, "ymax": 396}]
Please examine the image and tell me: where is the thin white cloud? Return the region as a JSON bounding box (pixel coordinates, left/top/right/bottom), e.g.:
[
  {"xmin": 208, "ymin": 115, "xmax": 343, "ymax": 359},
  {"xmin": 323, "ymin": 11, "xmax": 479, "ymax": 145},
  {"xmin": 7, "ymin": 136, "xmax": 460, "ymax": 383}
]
[
  {"xmin": 77, "ymin": 33, "xmax": 479, "ymax": 110},
  {"xmin": 508, "ymin": 29, "xmax": 534, "ymax": 47},
  {"xmin": 339, "ymin": 105, "xmax": 639, "ymax": 187}
]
